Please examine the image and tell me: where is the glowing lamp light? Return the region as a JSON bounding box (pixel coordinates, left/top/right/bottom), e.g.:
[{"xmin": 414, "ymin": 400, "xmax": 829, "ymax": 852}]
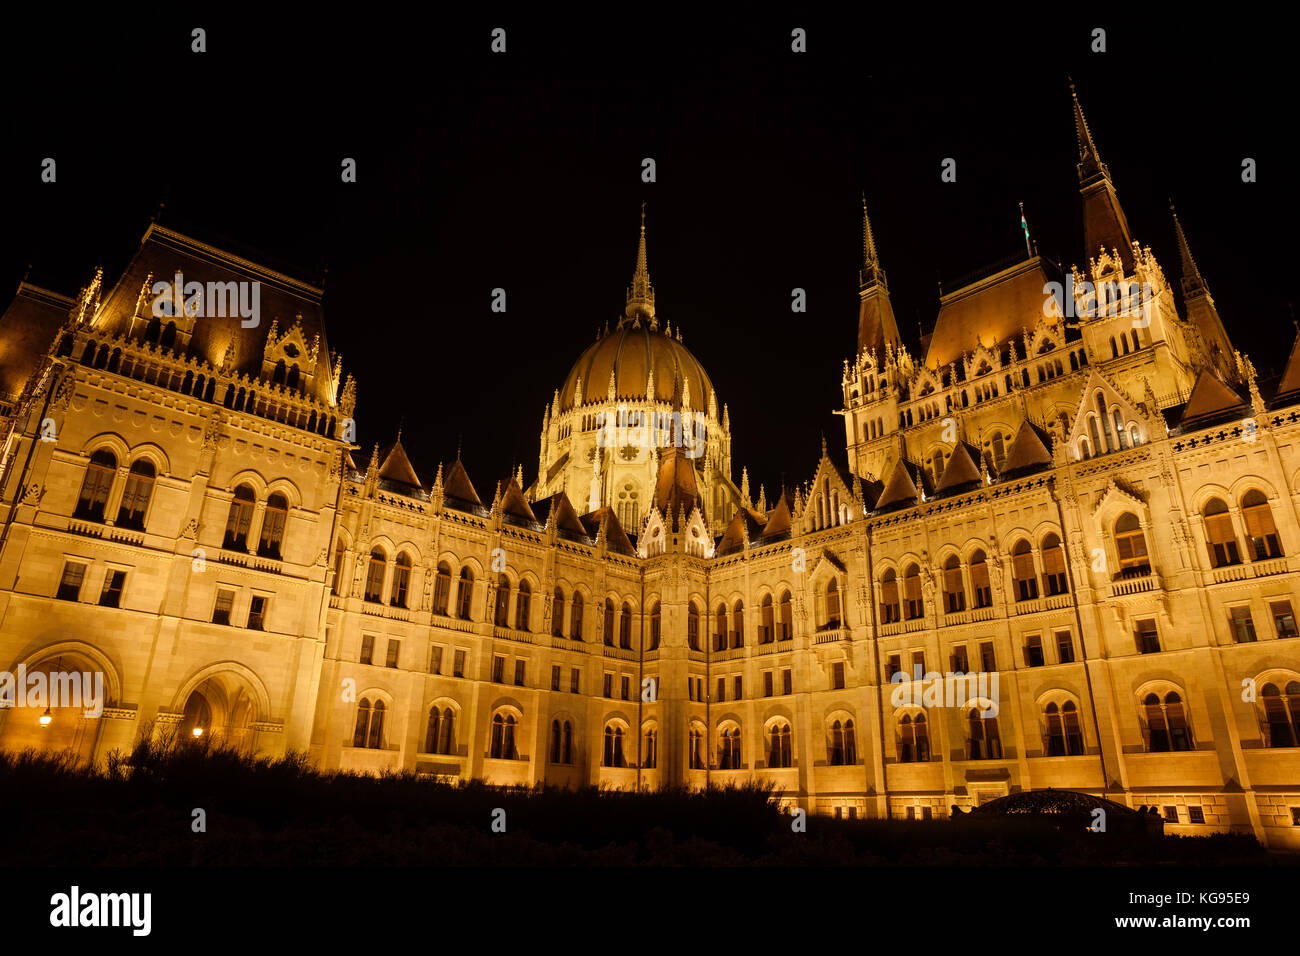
[
  {"xmin": 39, "ymin": 707, "xmax": 52, "ymax": 728},
  {"xmin": 192, "ymin": 727, "xmax": 204, "ymax": 738}
]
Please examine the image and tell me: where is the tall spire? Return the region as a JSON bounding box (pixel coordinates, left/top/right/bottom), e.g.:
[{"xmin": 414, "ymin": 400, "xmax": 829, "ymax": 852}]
[
  {"xmin": 1069, "ymin": 80, "xmax": 1134, "ymax": 272},
  {"xmin": 856, "ymin": 193, "xmax": 900, "ymax": 359},
  {"xmin": 1170, "ymin": 201, "xmax": 1207, "ymax": 298},
  {"xmin": 623, "ymin": 202, "xmax": 657, "ymax": 329},
  {"xmin": 1170, "ymin": 200, "xmax": 1235, "ymax": 379}
]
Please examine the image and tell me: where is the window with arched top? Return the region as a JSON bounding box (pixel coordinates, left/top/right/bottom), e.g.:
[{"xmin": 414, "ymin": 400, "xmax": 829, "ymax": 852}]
[
  {"xmin": 717, "ymin": 725, "xmax": 742, "ymax": 769},
  {"xmin": 767, "ymin": 722, "xmax": 792, "ymax": 768},
  {"xmin": 760, "ymin": 595, "xmax": 774, "ymax": 643},
  {"xmin": 352, "ymin": 698, "xmax": 385, "ymax": 749},
  {"xmin": 969, "ymin": 550, "xmax": 992, "ymax": 607},
  {"xmin": 649, "ymin": 602, "xmax": 661, "ymax": 650},
  {"xmin": 552, "ymin": 588, "xmax": 566, "ymax": 637},
  {"xmin": 779, "ymin": 591, "xmax": 794, "ymax": 640},
  {"xmin": 619, "ymin": 602, "xmax": 632, "ymax": 649},
  {"xmin": 550, "ymin": 719, "xmax": 575, "ymax": 764},
  {"xmin": 643, "ymin": 727, "xmax": 657, "ymax": 768},
  {"xmin": 389, "ymin": 553, "xmax": 412, "ymax": 607},
  {"xmin": 116, "ymin": 459, "xmax": 155, "ymax": 530},
  {"xmin": 603, "ymin": 724, "xmax": 627, "ymax": 767},
  {"xmin": 880, "ymin": 570, "xmax": 901, "ymax": 624},
  {"xmin": 714, "ymin": 604, "xmax": 728, "ymax": 652},
  {"xmin": 1115, "ymin": 512, "xmax": 1150, "ymax": 577},
  {"xmin": 942, "ymin": 554, "xmax": 965, "ymax": 614},
  {"xmin": 1043, "ymin": 700, "xmax": 1084, "ymax": 755},
  {"xmin": 433, "ymin": 563, "xmax": 452, "ymax": 614},
  {"xmin": 897, "ymin": 713, "xmax": 929, "ymax": 762},
  {"xmin": 1012, "ymin": 540, "xmax": 1038, "ymax": 601},
  {"xmin": 1203, "ymin": 498, "xmax": 1241, "ymax": 568},
  {"xmin": 825, "ymin": 580, "xmax": 841, "ymax": 628},
  {"xmin": 425, "ymin": 706, "xmax": 455, "ymax": 755},
  {"xmin": 570, "ymin": 592, "xmax": 584, "ymax": 640},
  {"xmin": 494, "ymin": 574, "xmax": 512, "ymax": 627},
  {"xmin": 332, "ymin": 541, "xmax": 348, "ymax": 596},
  {"xmin": 903, "ymin": 565, "xmax": 922, "ymax": 619},
  {"xmin": 828, "ymin": 718, "xmax": 857, "ymax": 765},
  {"xmin": 223, "ymin": 484, "xmax": 256, "ymax": 550},
  {"xmin": 1260, "ymin": 681, "xmax": 1300, "ymax": 748},
  {"xmin": 687, "ymin": 601, "xmax": 700, "ymax": 650},
  {"xmin": 603, "ymin": 598, "xmax": 616, "ymax": 646},
  {"xmin": 456, "ymin": 567, "xmax": 474, "ymax": 619},
  {"xmin": 1041, "ymin": 533, "xmax": 1067, "ymax": 596},
  {"xmin": 689, "ymin": 725, "xmax": 705, "ymax": 769},
  {"xmin": 967, "ymin": 704, "xmax": 1002, "ymax": 759},
  {"xmin": 73, "ymin": 450, "xmax": 115, "ymax": 522},
  {"xmin": 490, "ymin": 712, "xmax": 519, "ymax": 759},
  {"xmin": 515, "ymin": 580, "xmax": 531, "ymax": 631},
  {"xmin": 257, "ymin": 493, "xmax": 288, "ymax": 559},
  {"xmin": 364, "ymin": 549, "xmax": 387, "ymax": 603},
  {"xmin": 1241, "ymin": 489, "xmax": 1283, "ymax": 560},
  {"xmin": 731, "ymin": 601, "xmax": 744, "ymax": 647},
  {"xmin": 1142, "ymin": 692, "xmax": 1192, "ymax": 752}
]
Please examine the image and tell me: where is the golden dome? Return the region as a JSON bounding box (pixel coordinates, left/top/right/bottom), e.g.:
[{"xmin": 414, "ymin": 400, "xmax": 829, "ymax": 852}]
[{"xmin": 559, "ymin": 323, "xmax": 713, "ymax": 412}]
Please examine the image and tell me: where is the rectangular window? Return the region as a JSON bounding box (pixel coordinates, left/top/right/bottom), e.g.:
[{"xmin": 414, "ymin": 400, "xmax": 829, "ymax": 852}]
[
  {"xmin": 492, "ymin": 655, "xmax": 505, "ymax": 683},
  {"xmin": 911, "ymin": 650, "xmax": 925, "ymax": 675},
  {"xmin": 764, "ymin": 671, "xmax": 774, "ymax": 697},
  {"xmin": 716, "ymin": 677, "xmax": 725, "ymax": 703},
  {"xmin": 386, "ymin": 639, "xmax": 400, "ymax": 668},
  {"xmin": 886, "ymin": 654, "xmax": 901, "ymax": 680},
  {"xmin": 551, "ymin": 665, "xmax": 561, "ymax": 691},
  {"xmin": 688, "ymin": 678, "xmax": 695, "ymax": 701},
  {"xmin": 621, "ymin": 675, "xmax": 631, "ymax": 700},
  {"xmin": 1229, "ymin": 605, "xmax": 1257, "ymax": 643},
  {"xmin": 1055, "ymin": 630, "xmax": 1074, "ymax": 663},
  {"xmin": 832, "ymin": 661, "xmax": 846, "ymax": 689},
  {"xmin": 1291, "ymin": 807, "xmax": 1300, "ymax": 826},
  {"xmin": 430, "ymin": 646, "xmax": 443, "ymax": 675},
  {"xmin": 1187, "ymin": 806, "xmax": 1205, "ymax": 824},
  {"xmin": 1136, "ymin": 619, "xmax": 1161, "ymax": 654},
  {"xmin": 603, "ymin": 672, "xmax": 613, "ymax": 698},
  {"xmin": 57, "ymin": 562, "xmax": 86, "ymax": 601},
  {"xmin": 248, "ymin": 595, "xmax": 267, "ymax": 631},
  {"xmin": 359, "ymin": 634, "xmax": 374, "ymax": 665},
  {"xmin": 782, "ymin": 669, "xmax": 792, "ymax": 695},
  {"xmin": 1024, "ymin": 634, "xmax": 1044, "ymax": 667},
  {"xmin": 906, "ymin": 807, "xmax": 916, "ymax": 820},
  {"xmin": 980, "ymin": 641, "xmax": 996, "ymax": 672},
  {"xmin": 950, "ymin": 644, "xmax": 969, "ymax": 673},
  {"xmin": 848, "ymin": 806, "xmax": 858, "ymax": 820},
  {"xmin": 698, "ymin": 677, "xmax": 705, "ymax": 700},
  {"xmin": 99, "ymin": 570, "xmax": 126, "ymax": 608},
  {"xmin": 514, "ymin": 660, "xmax": 525, "ymax": 686},
  {"xmin": 570, "ymin": 668, "xmax": 580, "ymax": 694},
  {"xmin": 733, "ymin": 675, "xmax": 742, "ymax": 699},
  {"xmin": 1163, "ymin": 805, "xmax": 1179, "ymax": 823},
  {"xmin": 453, "ymin": 649, "xmax": 466, "ymax": 678},
  {"xmin": 1271, "ymin": 600, "xmax": 1297, "ymax": 639},
  {"xmin": 214, "ymin": 588, "xmax": 236, "ymax": 626},
  {"xmin": 922, "ymin": 807, "xmax": 933, "ymax": 820}
]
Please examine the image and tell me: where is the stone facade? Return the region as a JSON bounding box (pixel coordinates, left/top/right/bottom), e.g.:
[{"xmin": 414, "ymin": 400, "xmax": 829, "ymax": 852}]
[{"xmin": 0, "ymin": 89, "xmax": 1297, "ymax": 850}]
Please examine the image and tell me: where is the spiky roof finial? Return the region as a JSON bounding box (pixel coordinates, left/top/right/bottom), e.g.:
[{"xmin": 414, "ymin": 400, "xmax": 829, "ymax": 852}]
[
  {"xmin": 859, "ymin": 193, "xmax": 887, "ymax": 289},
  {"xmin": 1070, "ymin": 78, "xmax": 1108, "ymax": 183},
  {"xmin": 1170, "ymin": 200, "xmax": 1208, "ymax": 299},
  {"xmin": 623, "ymin": 203, "xmax": 657, "ymax": 329}
]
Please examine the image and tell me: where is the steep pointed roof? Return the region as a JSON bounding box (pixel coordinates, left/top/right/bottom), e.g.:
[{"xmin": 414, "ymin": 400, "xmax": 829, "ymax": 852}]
[
  {"xmin": 935, "ymin": 441, "xmax": 983, "ymax": 493},
  {"xmin": 760, "ymin": 491, "xmax": 794, "ymax": 539},
  {"xmin": 0, "ymin": 282, "xmax": 73, "ymax": 399},
  {"xmin": 857, "ymin": 195, "xmax": 901, "ymax": 358},
  {"xmin": 1071, "ymin": 83, "xmax": 1135, "ymax": 272},
  {"xmin": 441, "ymin": 458, "xmax": 483, "ymax": 511},
  {"xmin": 876, "ymin": 457, "xmax": 928, "ymax": 511},
  {"xmin": 1180, "ymin": 369, "xmax": 1246, "ymax": 426},
  {"xmin": 533, "ymin": 491, "xmax": 589, "ymax": 540},
  {"xmin": 653, "ymin": 446, "xmax": 704, "ymax": 527},
  {"xmin": 498, "ymin": 477, "xmax": 538, "ymax": 525},
  {"xmin": 622, "ymin": 203, "xmax": 656, "ymax": 329},
  {"xmin": 1000, "ymin": 420, "xmax": 1054, "ymax": 477},
  {"xmin": 581, "ymin": 507, "xmax": 636, "ymax": 556},
  {"xmin": 1273, "ymin": 331, "xmax": 1300, "ymax": 403},
  {"xmin": 717, "ymin": 505, "xmax": 768, "ymax": 556},
  {"xmin": 1171, "ymin": 203, "xmax": 1234, "ymax": 376},
  {"xmin": 377, "ymin": 436, "xmax": 421, "ymax": 488}
]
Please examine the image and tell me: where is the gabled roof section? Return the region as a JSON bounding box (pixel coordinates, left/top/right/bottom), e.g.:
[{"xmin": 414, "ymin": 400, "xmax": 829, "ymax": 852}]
[
  {"xmin": 441, "ymin": 458, "xmax": 483, "ymax": 511},
  {"xmin": 1063, "ymin": 368, "xmax": 1146, "ymax": 459},
  {"xmin": 934, "ymin": 441, "xmax": 983, "ymax": 493},
  {"xmin": 1272, "ymin": 331, "xmax": 1300, "ymax": 404},
  {"xmin": 1000, "ymin": 420, "xmax": 1053, "ymax": 477},
  {"xmin": 653, "ymin": 446, "xmax": 704, "ymax": 527},
  {"xmin": 581, "ymin": 507, "xmax": 635, "ymax": 556},
  {"xmin": 498, "ymin": 478, "xmax": 538, "ymax": 524},
  {"xmin": 875, "ymin": 457, "xmax": 930, "ymax": 511},
  {"xmin": 1180, "ymin": 368, "xmax": 1246, "ymax": 427},
  {"xmin": 925, "ymin": 257, "xmax": 1061, "ymax": 370},
  {"xmin": 0, "ymin": 283, "xmax": 73, "ymax": 399},
  {"xmin": 534, "ymin": 491, "xmax": 588, "ymax": 540},
  {"xmin": 760, "ymin": 491, "xmax": 794, "ymax": 539},
  {"xmin": 377, "ymin": 437, "xmax": 421, "ymax": 488},
  {"xmin": 717, "ymin": 505, "xmax": 767, "ymax": 555}
]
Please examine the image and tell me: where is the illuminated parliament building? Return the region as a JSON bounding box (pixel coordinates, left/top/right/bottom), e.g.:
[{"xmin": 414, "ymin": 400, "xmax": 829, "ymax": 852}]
[{"xmin": 1, "ymin": 89, "xmax": 1297, "ymax": 849}]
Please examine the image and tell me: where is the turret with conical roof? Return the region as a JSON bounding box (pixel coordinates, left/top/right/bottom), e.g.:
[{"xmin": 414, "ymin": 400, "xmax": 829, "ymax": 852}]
[{"xmin": 1072, "ymin": 81, "xmax": 1135, "ymax": 272}]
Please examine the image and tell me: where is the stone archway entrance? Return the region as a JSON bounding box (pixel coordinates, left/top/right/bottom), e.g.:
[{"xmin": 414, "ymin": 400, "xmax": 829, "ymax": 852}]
[
  {"xmin": 0, "ymin": 653, "xmax": 105, "ymax": 764},
  {"xmin": 177, "ymin": 674, "xmax": 257, "ymax": 753}
]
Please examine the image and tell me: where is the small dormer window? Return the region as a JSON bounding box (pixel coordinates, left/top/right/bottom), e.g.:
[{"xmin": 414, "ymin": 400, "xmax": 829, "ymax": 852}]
[{"xmin": 284, "ymin": 342, "xmax": 300, "ymax": 359}]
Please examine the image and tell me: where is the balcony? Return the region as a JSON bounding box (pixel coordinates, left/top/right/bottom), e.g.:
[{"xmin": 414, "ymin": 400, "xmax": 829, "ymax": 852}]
[
  {"xmin": 1211, "ymin": 556, "xmax": 1288, "ymax": 585},
  {"xmin": 362, "ymin": 601, "xmax": 414, "ymax": 622},
  {"xmin": 814, "ymin": 627, "xmax": 850, "ymax": 644},
  {"xmin": 493, "ymin": 625, "xmax": 535, "ymax": 644},
  {"xmin": 880, "ymin": 617, "xmax": 927, "ymax": 637},
  {"xmin": 1013, "ymin": 592, "xmax": 1072, "ymax": 615},
  {"xmin": 215, "ymin": 548, "xmax": 282, "ymax": 575},
  {"xmin": 943, "ymin": 606, "xmax": 996, "ymax": 626},
  {"xmin": 1110, "ymin": 571, "xmax": 1158, "ymax": 598}
]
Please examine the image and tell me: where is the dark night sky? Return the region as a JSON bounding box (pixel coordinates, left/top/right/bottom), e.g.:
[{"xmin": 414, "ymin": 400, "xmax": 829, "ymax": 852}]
[{"xmin": 1, "ymin": 12, "xmax": 1293, "ymax": 498}]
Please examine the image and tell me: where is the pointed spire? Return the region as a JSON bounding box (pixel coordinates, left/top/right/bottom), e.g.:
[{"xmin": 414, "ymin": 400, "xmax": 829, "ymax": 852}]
[
  {"xmin": 1070, "ymin": 77, "xmax": 1107, "ymax": 182},
  {"xmin": 859, "ymin": 193, "xmax": 887, "ymax": 289},
  {"xmin": 1170, "ymin": 201, "xmax": 1208, "ymax": 298},
  {"xmin": 433, "ymin": 461, "xmax": 444, "ymax": 491},
  {"xmin": 757, "ymin": 485, "xmax": 767, "ymax": 513},
  {"xmin": 1070, "ymin": 80, "xmax": 1134, "ymax": 271},
  {"xmin": 740, "ymin": 466, "xmax": 751, "ymax": 505},
  {"xmin": 623, "ymin": 202, "xmax": 657, "ymax": 329}
]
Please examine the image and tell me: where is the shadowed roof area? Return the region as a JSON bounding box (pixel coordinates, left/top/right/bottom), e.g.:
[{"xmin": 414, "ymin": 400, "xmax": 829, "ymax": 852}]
[
  {"xmin": 0, "ymin": 283, "xmax": 73, "ymax": 399},
  {"xmin": 925, "ymin": 257, "xmax": 1061, "ymax": 371}
]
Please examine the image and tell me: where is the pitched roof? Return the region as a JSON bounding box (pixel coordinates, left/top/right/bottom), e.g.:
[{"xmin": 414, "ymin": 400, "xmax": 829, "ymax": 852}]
[
  {"xmin": 533, "ymin": 491, "xmax": 588, "ymax": 539},
  {"xmin": 1273, "ymin": 331, "xmax": 1300, "ymax": 402},
  {"xmin": 760, "ymin": 491, "xmax": 794, "ymax": 539},
  {"xmin": 717, "ymin": 506, "xmax": 768, "ymax": 555},
  {"xmin": 924, "ymin": 257, "xmax": 1061, "ymax": 370},
  {"xmin": 1000, "ymin": 420, "xmax": 1053, "ymax": 476},
  {"xmin": 875, "ymin": 457, "xmax": 929, "ymax": 511},
  {"xmin": 377, "ymin": 438, "xmax": 421, "ymax": 488},
  {"xmin": 0, "ymin": 283, "xmax": 72, "ymax": 399},
  {"xmin": 581, "ymin": 507, "xmax": 635, "ymax": 555},
  {"xmin": 653, "ymin": 446, "xmax": 703, "ymax": 526},
  {"xmin": 934, "ymin": 441, "xmax": 983, "ymax": 493},
  {"xmin": 1179, "ymin": 369, "xmax": 1246, "ymax": 426},
  {"xmin": 497, "ymin": 478, "xmax": 537, "ymax": 524},
  {"xmin": 441, "ymin": 458, "xmax": 483, "ymax": 510}
]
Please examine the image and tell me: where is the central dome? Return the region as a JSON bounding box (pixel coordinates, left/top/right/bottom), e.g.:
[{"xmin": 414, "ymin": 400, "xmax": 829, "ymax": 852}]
[{"xmin": 559, "ymin": 324, "xmax": 714, "ymax": 412}]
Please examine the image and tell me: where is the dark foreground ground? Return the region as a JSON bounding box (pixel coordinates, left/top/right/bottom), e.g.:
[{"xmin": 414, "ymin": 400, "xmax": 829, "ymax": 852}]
[{"xmin": 0, "ymin": 741, "xmax": 1280, "ymax": 866}]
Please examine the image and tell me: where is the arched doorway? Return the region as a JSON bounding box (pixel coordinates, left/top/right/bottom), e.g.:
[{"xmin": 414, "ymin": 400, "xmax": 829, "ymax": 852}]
[
  {"xmin": 176, "ymin": 674, "xmax": 257, "ymax": 753},
  {"xmin": 0, "ymin": 653, "xmax": 104, "ymax": 764}
]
